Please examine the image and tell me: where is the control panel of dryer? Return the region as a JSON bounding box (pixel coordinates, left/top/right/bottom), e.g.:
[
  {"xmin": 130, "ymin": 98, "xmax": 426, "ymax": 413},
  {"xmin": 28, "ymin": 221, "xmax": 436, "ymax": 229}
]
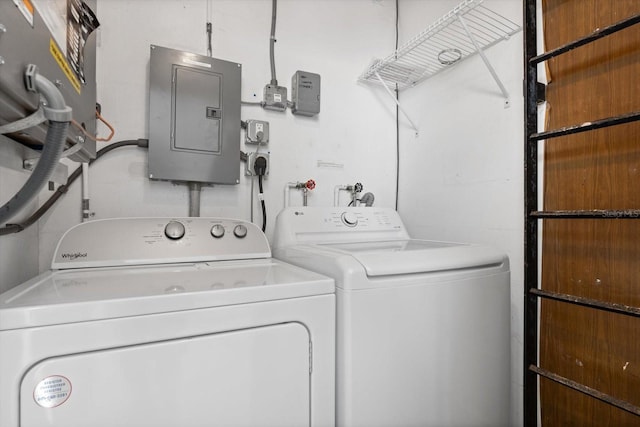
[
  {"xmin": 273, "ymin": 207, "xmax": 411, "ymax": 248},
  {"xmin": 52, "ymin": 218, "xmax": 270, "ymax": 269}
]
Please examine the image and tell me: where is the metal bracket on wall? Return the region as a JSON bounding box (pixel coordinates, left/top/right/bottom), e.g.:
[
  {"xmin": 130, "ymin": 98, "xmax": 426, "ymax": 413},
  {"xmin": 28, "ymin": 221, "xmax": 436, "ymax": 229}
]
[
  {"xmin": 456, "ymin": 13, "xmax": 511, "ymax": 108},
  {"xmin": 373, "ymin": 71, "xmax": 419, "ymax": 136},
  {"xmin": 0, "ymin": 135, "xmax": 68, "ymax": 184}
]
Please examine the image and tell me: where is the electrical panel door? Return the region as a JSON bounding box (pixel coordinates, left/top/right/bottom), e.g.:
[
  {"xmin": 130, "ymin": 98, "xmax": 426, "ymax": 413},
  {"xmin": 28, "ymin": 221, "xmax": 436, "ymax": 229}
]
[{"xmin": 148, "ymin": 45, "xmax": 241, "ymax": 184}]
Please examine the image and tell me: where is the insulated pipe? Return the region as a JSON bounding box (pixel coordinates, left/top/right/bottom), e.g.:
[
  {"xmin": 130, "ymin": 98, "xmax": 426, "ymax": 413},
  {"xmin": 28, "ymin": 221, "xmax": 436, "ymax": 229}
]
[{"xmin": 0, "ymin": 66, "xmax": 71, "ymax": 225}]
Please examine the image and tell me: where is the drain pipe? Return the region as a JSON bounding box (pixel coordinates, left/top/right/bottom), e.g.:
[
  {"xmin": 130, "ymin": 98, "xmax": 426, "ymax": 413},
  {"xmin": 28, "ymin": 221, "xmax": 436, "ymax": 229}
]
[{"xmin": 0, "ymin": 65, "xmax": 72, "ymax": 225}]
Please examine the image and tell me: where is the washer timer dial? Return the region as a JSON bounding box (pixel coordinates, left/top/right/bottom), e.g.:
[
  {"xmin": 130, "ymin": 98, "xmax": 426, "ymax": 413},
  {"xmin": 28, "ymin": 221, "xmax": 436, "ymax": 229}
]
[
  {"xmin": 341, "ymin": 212, "xmax": 358, "ymax": 227},
  {"xmin": 164, "ymin": 221, "xmax": 186, "ymax": 240}
]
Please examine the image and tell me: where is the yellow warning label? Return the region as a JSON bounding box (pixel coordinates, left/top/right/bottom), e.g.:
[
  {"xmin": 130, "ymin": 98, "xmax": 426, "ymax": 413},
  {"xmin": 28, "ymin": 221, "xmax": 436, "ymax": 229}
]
[{"xmin": 49, "ymin": 39, "xmax": 81, "ymax": 95}]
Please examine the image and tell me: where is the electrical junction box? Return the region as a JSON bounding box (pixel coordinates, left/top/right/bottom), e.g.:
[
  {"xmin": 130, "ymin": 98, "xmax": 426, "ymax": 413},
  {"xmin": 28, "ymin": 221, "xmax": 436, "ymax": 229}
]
[
  {"xmin": 148, "ymin": 45, "xmax": 241, "ymax": 184},
  {"xmin": 263, "ymin": 84, "xmax": 287, "ymax": 112},
  {"xmin": 0, "ymin": 0, "xmax": 99, "ymax": 162},
  {"xmin": 245, "ymin": 120, "xmax": 269, "ymax": 145},
  {"xmin": 291, "ymin": 71, "xmax": 320, "ymax": 117}
]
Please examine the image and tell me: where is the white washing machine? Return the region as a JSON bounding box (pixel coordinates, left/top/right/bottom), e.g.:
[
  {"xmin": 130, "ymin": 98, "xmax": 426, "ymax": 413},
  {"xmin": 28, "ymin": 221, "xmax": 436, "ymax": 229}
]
[
  {"xmin": 0, "ymin": 217, "xmax": 335, "ymax": 427},
  {"xmin": 273, "ymin": 207, "xmax": 510, "ymax": 427}
]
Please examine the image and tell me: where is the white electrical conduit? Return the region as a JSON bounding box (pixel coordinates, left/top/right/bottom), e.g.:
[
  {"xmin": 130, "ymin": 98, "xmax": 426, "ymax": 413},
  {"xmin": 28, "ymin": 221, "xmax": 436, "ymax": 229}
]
[
  {"xmin": 0, "ymin": 65, "xmax": 72, "ymax": 226},
  {"xmin": 81, "ymin": 163, "xmax": 90, "ymax": 221}
]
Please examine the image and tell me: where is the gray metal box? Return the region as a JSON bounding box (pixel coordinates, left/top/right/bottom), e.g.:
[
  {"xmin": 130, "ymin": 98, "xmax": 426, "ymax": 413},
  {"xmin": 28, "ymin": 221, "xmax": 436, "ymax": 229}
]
[
  {"xmin": 0, "ymin": 1, "xmax": 98, "ymax": 162},
  {"xmin": 291, "ymin": 71, "xmax": 320, "ymax": 117},
  {"xmin": 148, "ymin": 45, "xmax": 241, "ymax": 184}
]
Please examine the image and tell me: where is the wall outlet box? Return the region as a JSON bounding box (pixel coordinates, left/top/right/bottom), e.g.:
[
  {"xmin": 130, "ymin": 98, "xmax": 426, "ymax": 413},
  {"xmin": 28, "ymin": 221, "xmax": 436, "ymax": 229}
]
[
  {"xmin": 245, "ymin": 120, "xmax": 269, "ymax": 144},
  {"xmin": 263, "ymin": 84, "xmax": 287, "ymax": 112},
  {"xmin": 291, "ymin": 71, "xmax": 320, "ymax": 117},
  {"xmin": 245, "ymin": 152, "xmax": 270, "ymax": 176}
]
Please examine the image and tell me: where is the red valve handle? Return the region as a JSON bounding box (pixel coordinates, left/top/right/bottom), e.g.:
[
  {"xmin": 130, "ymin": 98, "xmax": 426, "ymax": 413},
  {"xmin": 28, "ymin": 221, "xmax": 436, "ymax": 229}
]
[{"xmin": 305, "ymin": 179, "xmax": 316, "ymax": 190}]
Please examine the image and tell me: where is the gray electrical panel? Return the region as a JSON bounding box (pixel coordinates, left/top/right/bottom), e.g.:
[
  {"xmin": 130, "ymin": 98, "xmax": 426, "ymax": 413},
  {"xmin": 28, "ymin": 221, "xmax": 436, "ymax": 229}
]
[
  {"xmin": 291, "ymin": 71, "xmax": 320, "ymax": 117},
  {"xmin": 0, "ymin": 0, "xmax": 99, "ymax": 162},
  {"xmin": 148, "ymin": 45, "xmax": 241, "ymax": 184}
]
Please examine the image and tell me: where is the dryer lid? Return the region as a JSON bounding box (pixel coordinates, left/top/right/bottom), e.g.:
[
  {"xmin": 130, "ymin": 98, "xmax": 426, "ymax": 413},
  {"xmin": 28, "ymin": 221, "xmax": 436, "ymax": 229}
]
[
  {"xmin": 0, "ymin": 259, "xmax": 334, "ymax": 330},
  {"xmin": 320, "ymin": 239, "xmax": 507, "ymax": 276}
]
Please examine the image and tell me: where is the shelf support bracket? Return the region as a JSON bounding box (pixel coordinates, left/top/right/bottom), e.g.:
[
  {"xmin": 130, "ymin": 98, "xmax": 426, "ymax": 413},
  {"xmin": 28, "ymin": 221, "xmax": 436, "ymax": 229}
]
[
  {"xmin": 374, "ymin": 71, "xmax": 419, "ymax": 136},
  {"xmin": 457, "ymin": 13, "xmax": 511, "ymax": 108}
]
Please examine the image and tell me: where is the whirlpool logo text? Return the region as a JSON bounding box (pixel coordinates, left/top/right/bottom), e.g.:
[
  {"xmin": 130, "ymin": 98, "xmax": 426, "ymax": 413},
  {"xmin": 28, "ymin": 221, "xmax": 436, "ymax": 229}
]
[{"xmin": 60, "ymin": 252, "xmax": 88, "ymax": 260}]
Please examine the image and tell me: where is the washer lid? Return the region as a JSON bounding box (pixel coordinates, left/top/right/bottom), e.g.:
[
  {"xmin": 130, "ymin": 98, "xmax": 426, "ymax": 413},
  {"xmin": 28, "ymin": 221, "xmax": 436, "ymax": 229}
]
[
  {"xmin": 0, "ymin": 259, "xmax": 334, "ymax": 330},
  {"xmin": 320, "ymin": 239, "xmax": 507, "ymax": 276}
]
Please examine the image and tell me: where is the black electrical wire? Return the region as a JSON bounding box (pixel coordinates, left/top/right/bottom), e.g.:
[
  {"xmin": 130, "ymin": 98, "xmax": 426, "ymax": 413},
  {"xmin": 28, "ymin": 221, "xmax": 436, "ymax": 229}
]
[
  {"xmin": 0, "ymin": 139, "xmax": 148, "ymax": 236},
  {"xmin": 258, "ymin": 174, "xmax": 266, "ymax": 232},
  {"xmin": 394, "ymin": 0, "xmax": 400, "ymax": 211}
]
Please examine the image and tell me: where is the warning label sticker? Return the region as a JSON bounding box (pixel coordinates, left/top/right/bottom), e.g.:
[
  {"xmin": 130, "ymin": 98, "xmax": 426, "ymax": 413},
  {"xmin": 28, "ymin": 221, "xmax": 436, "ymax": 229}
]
[
  {"xmin": 33, "ymin": 375, "xmax": 72, "ymax": 408},
  {"xmin": 49, "ymin": 38, "xmax": 82, "ymax": 94}
]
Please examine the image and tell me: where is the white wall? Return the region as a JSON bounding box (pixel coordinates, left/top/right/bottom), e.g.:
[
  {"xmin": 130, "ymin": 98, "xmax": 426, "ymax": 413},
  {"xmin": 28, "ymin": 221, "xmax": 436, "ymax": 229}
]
[
  {"xmin": 395, "ymin": 1, "xmax": 524, "ymax": 425},
  {"xmin": 34, "ymin": 0, "xmax": 398, "ymax": 269}
]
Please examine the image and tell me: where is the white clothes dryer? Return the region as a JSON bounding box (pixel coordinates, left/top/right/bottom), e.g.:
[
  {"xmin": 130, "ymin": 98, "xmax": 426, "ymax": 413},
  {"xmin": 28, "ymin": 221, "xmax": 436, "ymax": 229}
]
[
  {"xmin": 273, "ymin": 207, "xmax": 510, "ymax": 427},
  {"xmin": 0, "ymin": 217, "xmax": 335, "ymax": 427}
]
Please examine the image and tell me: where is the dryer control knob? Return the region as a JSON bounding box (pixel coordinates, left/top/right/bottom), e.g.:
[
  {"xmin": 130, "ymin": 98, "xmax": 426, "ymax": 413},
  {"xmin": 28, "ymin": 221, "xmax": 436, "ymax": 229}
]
[
  {"xmin": 164, "ymin": 221, "xmax": 186, "ymax": 240},
  {"xmin": 341, "ymin": 212, "xmax": 358, "ymax": 227},
  {"xmin": 233, "ymin": 224, "xmax": 248, "ymax": 238},
  {"xmin": 210, "ymin": 224, "xmax": 225, "ymax": 238}
]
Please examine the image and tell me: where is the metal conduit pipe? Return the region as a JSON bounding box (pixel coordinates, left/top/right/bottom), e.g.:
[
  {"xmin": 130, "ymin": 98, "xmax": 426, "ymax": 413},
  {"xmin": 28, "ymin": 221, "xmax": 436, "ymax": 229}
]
[
  {"xmin": 188, "ymin": 182, "xmax": 202, "ymax": 217},
  {"xmin": 0, "ymin": 65, "xmax": 72, "ymax": 225}
]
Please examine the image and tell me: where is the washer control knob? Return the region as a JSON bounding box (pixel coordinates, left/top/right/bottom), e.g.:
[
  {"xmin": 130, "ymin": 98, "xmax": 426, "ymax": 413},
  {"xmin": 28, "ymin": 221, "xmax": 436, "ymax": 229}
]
[
  {"xmin": 341, "ymin": 212, "xmax": 358, "ymax": 227},
  {"xmin": 210, "ymin": 224, "xmax": 225, "ymax": 238},
  {"xmin": 164, "ymin": 221, "xmax": 186, "ymax": 240},
  {"xmin": 233, "ymin": 224, "xmax": 248, "ymax": 238}
]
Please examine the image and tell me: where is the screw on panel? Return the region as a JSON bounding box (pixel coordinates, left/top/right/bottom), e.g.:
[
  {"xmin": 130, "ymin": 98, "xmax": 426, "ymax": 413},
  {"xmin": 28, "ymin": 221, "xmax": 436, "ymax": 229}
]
[
  {"xmin": 0, "ymin": 57, "xmax": 5, "ymax": 65},
  {"xmin": 0, "ymin": 24, "xmax": 6, "ymax": 33},
  {"xmin": 23, "ymin": 159, "xmax": 36, "ymax": 171}
]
